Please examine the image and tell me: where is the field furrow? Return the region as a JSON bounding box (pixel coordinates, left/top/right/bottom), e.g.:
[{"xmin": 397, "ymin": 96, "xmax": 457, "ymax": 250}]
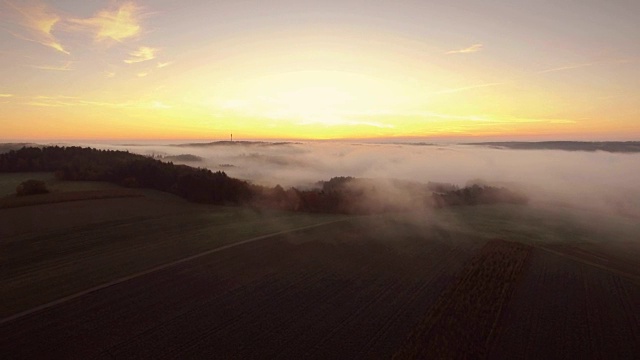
[
  {"xmin": 490, "ymin": 249, "xmax": 640, "ymax": 359},
  {"xmin": 394, "ymin": 239, "xmax": 532, "ymax": 359}
]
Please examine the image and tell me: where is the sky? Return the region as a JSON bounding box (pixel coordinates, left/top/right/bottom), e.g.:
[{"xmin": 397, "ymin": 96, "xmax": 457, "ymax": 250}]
[{"xmin": 1, "ymin": 0, "xmax": 639, "ymax": 141}]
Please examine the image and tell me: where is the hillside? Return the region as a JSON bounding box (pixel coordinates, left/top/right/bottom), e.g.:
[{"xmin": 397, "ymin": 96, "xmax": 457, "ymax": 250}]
[
  {"xmin": 0, "ymin": 146, "xmax": 528, "ymax": 213},
  {"xmin": 467, "ymin": 141, "xmax": 640, "ymax": 153}
]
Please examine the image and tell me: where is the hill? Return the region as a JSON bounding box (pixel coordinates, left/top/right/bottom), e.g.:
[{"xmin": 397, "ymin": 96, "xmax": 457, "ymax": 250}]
[
  {"xmin": 466, "ymin": 141, "xmax": 640, "ymax": 153},
  {"xmin": 0, "ymin": 146, "xmax": 528, "ymax": 214}
]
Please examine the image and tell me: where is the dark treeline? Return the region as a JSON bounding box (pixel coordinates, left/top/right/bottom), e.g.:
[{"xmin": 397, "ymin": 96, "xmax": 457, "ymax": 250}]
[
  {"xmin": 432, "ymin": 184, "xmax": 528, "ymax": 208},
  {"xmin": 468, "ymin": 141, "xmax": 640, "ymax": 153},
  {"xmin": 0, "ymin": 146, "xmax": 528, "ymax": 213},
  {"xmin": 254, "ymin": 176, "xmax": 426, "ymax": 214},
  {"xmin": 254, "ymin": 177, "xmax": 528, "ymax": 214},
  {"xmin": 0, "ymin": 146, "xmax": 251, "ymax": 204}
]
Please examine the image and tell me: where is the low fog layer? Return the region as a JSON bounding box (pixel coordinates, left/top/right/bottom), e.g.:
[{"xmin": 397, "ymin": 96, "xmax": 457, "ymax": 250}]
[{"xmin": 74, "ymin": 141, "xmax": 640, "ymax": 218}]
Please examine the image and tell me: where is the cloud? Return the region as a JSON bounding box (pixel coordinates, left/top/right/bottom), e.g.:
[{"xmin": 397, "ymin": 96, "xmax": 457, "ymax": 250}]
[
  {"xmin": 536, "ymin": 62, "xmax": 596, "ymax": 74},
  {"xmin": 157, "ymin": 61, "xmax": 173, "ymax": 69},
  {"xmin": 151, "ymin": 101, "xmax": 171, "ymax": 109},
  {"xmin": 24, "ymin": 96, "xmax": 76, "ymax": 107},
  {"xmin": 446, "ymin": 43, "xmax": 483, "ymax": 54},
  {"xmin": 4, "ymin": 0, "xmax": 69, "ymax": 54},
  {"xmin": 0, "ymin": 94, "xmax": 15, "ymax": 98},
  {"xmin": 351, "ymin": 109, "xmax": 489, "ymax": 122},
  {"xmin": 535, "ymin": 59, "xmax": 638, "ymax": 75},
  {"xmin": 349, "ymin": 109, "xmax": 577, "ymax": 127},
  {"xmin": 297, "ymin": 118, "xmax": 395, "ymax": 129},
  {"xmin": 23, "ymin": 95, "xmax": 79, "ymax": 106},
  {"xmin": 74, "ymin": 142, "xmax": 640, "ymax": 222},
  {"xmin": 30, "ymin": 61, "xmax": 73, "ymax": 71},
  {"xmin": 137, "ymin": 72, "xmax": 149, "ymax": 77},
  {"xmin": 22, "ymin": 95, "xmax": 163, "ymax": 109},
  {"xmin": 124, "ymin": 46, "xmax": 157, "ymax": 63},
  {"xmin": 434, "ymin": 82, "xmax": 506, "ymax": 94},
  {"xmin": 69, "ymin": 2, "xmax": 143, "ymax": 42},
  {"xmin": 3, "ymin": 1, "xmax": 150, "ymax": 54},
  {"xmin": 500, "ymin": 116, "xmax": 577, "ymax": 125}
]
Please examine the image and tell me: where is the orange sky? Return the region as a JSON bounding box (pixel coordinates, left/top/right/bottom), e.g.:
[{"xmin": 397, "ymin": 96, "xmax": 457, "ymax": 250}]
[{"xmin": 1, "ymin": 0, "xmax": 639, "ymax": 141}]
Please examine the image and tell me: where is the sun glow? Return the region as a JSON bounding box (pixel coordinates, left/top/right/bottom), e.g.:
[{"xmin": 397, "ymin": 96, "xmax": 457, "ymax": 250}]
[
  {"xmin": 216, "ymin": 70, "xmax": 406, "ymax": 127},
  {"xmin": 1, "ymin": 1, "xmax": 638, "ymax": 141}
]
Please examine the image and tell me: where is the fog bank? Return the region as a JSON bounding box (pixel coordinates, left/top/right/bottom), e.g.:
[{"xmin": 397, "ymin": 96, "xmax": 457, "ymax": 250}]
[{"xmin": 72, "ymin": 141, "xmax": 640, "ymax": 218}]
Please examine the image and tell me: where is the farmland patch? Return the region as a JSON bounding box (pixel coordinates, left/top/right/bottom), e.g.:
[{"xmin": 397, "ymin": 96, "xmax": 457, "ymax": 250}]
[
  {"xmin": 490, "ymin": 249, "xmax": 640, "ymax": 359},
  {"xmin": 395, "ymin": 240, "xmax": 532, "ymax": 359}
]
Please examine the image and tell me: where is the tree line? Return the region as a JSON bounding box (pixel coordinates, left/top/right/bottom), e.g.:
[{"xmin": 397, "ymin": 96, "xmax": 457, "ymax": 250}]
[
  {"xmin": 0, "ymin": 146, "xmax": 528, "ymax": 213},
  {"xmin": 0, "ymin": 146, "xmax": 251, "ymax": 204}
]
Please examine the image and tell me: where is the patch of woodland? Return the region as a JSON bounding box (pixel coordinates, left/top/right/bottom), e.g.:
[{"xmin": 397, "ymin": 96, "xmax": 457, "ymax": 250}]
[{"xmin": 1, "ymin": 146, "xmax": 528, "ymax": 213}]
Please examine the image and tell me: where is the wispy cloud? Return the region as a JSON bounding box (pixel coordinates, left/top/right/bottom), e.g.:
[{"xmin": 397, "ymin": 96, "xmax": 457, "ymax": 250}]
[
  {"xmin": 151, "ymin": 101, "xmax": 171, "ymax": 109},
  {"xmin": 536, "ymin": 62, "xmax": 596, "ymax": 74},
  {"xmin": 157, "ymin": 61, "xmax": 173, "ymax": 69},
  {"xmin": 4, "ymin": 0, "xmax": 69, "ymax": 54},
  {"xmin": 0, "ymin": 94, "xmax": 15, "ymax": 98},
  {"xmin": 349, "ymin": 109, "xmax": 576, "ymax": 126},
  {"xmin": 502, "ymin": 116, "xmax": 577, "ymax": 124},
  {"xmin": 69, "ymin": 2, "xmax": 143, "ymax": 42},
  {"xmin": 124, "ymin": 46, "xmax": 157, "ymax": 63},
  {"xmin": 30, "ymin": 61, "xmax": 73, "ymax": 71},
  {"xmin": 446, "ymin": 43, "xmax": 483, "ymax": 54},
  {"xmin": 22, "ymin": 95, "xmax": 169, "ymax": 110},
  {"xmin": 137, "ymin": 72, "xmax": 149, "ymax": 77},
  {"xmin": 536, "ymin": 58, "xmax": 638, "ymax": 75},
  {"xmin": 3, "ymin": 1, "xmax": 150, "ymax": 54},
  {"xmin": 297, "ymin": 117, "xmax": 395, "ymax": 129},
  {"xmin": 33, "ymin": 95, "xmax": 78, "ymax": 99},
  {"xmin": 338, "ymin": 109, "xmax": 489, "ymax": 123},
  {"xmin": 24, "ymin": 95, "xmax": 78, "ymax": 107},
  {"xmin": 434, "ymin": 82, "xmax": 506, "ymax": 94}
]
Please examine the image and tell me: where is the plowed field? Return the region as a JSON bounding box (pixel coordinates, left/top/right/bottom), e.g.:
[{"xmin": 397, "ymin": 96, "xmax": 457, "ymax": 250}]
[{"xmin": 0, "ymin": 218, "xmax": 480, "ymax": 359}]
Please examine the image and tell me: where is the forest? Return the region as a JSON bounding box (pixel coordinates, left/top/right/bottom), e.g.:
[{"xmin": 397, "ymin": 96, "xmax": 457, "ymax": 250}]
[
  {"xmin": 0, "ymin": 146, "xmax": 527, "ymax": 213},
  {"xmin": 469, "ymin": 141, "xmax": 640, "ymax": 153}
]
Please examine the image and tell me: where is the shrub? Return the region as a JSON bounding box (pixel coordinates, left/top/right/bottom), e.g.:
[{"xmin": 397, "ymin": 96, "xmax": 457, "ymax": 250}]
[
  {"xmin": 16, "ymin": 179, "xmax": 49, "ymax": 196},
  {"xmin": 122, "ymin": 177, "xmax": 139, "ymax": 188}
]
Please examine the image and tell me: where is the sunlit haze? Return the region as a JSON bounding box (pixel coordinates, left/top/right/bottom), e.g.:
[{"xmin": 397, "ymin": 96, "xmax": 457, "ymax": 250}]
[{"xmin": 1, "ymin": 0, "xmax": 639, "ymax": 141}]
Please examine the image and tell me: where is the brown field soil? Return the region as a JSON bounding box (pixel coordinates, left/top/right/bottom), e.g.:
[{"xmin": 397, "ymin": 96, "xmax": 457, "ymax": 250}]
[
  {"xmin": 490, "ymin": 249, "xmax": 640, "ymax": 359},
  {"xmin": 2, "ymin": 192, "xmax": 638, "ymax": 358},
  {"xmin": 0, "ymin": 201, "xmax": 345, "ymax": 318},
  {"xmin": 394, "ymin": 239, "xmax": 532, "ymax": 359},
  {"xmin": 0, "ymin": 220, "xmax": 481, "ymax": 359},
  {"xmin": 540, "ymin": 242, "xmax": 640, "ymax": 283},
  {"xmin": 0, "ymin": 193, "xmax": 194, "ymax": 239}
]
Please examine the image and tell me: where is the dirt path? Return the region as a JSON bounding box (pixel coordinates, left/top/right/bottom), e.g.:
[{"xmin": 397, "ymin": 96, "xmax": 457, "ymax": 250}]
[{"xmin": 0, "ymin": 219, "xmax": 346, "ymax": 325}]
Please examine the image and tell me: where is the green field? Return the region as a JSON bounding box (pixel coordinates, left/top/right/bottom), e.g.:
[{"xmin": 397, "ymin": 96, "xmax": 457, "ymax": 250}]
[
  {"xmin": 0, "ymin": 173, "xmax": 56, "ymax": 197},
  {"xmin": 0, "ymin": 172, "xmax": 125, "ymax": 198}
]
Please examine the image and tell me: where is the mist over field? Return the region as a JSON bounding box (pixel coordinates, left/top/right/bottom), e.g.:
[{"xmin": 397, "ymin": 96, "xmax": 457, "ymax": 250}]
[{"xmin": 70, "ymin": 141, "xmax": 640, "ymax": 218}]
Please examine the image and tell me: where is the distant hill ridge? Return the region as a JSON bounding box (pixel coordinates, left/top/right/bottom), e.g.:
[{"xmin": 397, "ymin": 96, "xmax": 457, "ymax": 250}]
[
  {"xmin": 173, "ymin": 141, "xmax": 300, "ymax": 147},
  {"xmin": 466, "ymin": 141, "xmax": 640, "ymax": 153}
]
